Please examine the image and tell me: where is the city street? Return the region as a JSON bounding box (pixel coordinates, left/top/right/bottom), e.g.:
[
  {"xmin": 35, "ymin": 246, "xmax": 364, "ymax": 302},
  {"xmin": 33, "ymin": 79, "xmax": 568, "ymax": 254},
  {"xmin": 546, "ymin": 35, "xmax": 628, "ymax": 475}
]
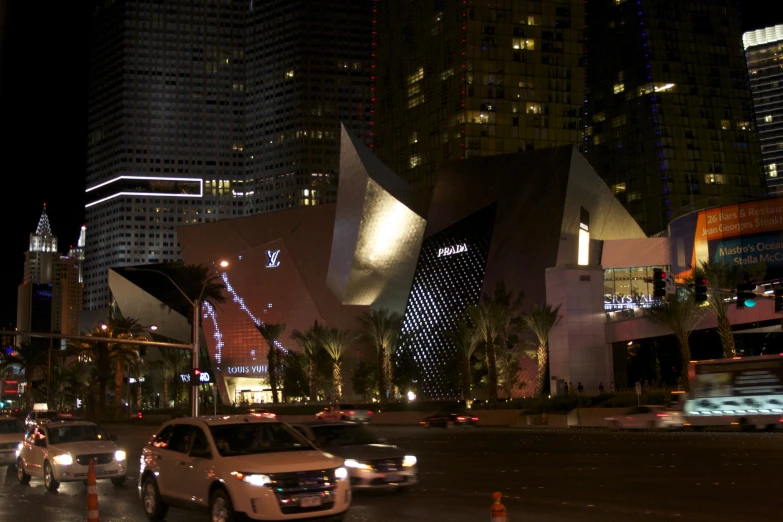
[{"xmin": 0, "ymin": 425, "xmax": 781, "ymax": 521}]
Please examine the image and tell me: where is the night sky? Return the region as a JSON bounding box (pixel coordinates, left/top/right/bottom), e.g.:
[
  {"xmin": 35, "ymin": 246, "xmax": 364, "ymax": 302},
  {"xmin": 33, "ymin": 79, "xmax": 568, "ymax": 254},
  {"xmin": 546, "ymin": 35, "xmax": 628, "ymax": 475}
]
[{"xmin": 0, "ymin": 0, "xmax": 781, "ymax": 327}]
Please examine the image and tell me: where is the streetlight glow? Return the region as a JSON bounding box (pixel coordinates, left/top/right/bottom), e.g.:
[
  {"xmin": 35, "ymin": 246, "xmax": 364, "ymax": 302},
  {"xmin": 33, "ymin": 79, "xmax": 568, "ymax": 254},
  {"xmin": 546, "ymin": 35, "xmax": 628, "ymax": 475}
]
[
  {"xmin": 149, "ymin": 325, "xmax": 158, "ymax": 331},
  {"xmin": 100, "ymin": 324, "xmax": 108, "ymax": 331},
  {"xmin": 219, "ymin": 260, "xmax": 229, "ymax": 268}
]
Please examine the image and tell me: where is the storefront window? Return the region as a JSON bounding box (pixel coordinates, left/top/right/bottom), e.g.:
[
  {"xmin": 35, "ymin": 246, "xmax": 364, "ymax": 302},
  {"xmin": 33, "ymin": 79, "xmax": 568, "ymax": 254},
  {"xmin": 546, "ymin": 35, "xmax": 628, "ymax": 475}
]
[{"xmin": 604, "ymin": 265, "xmax": 669, "ymax": 310}]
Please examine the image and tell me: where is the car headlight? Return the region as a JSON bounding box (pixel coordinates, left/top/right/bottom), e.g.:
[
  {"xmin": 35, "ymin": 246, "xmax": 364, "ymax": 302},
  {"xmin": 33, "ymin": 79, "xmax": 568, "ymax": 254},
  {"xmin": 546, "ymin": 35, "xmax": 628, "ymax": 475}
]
[
  {"xmin": 53, "ymin": 454, "xmax": 73, "ymax": 466},
  {"xmin": 114, "ymin": 450, "xmax": 126, "ymax": 462},
  {"xmin": 344, "ymin": 459, "xmax": 371, "ymax": 470},
  {"xmin": 335, "ymin": 467, "xmax": 348, "ymax": 480},
  {"xmin": 402, "ymin": 455, "xmax": 417, "ymax": 467},
  {"xmin": 232, "ymin": 472, "xmax": 271, "ymax": 486}
]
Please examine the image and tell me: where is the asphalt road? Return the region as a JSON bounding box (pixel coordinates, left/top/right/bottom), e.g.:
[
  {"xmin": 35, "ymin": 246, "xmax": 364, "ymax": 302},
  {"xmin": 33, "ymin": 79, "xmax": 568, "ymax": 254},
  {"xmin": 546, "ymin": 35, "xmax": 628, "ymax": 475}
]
[{"xmin": 0, "ymin": 425, "xmax": 781, "ymax": 522}]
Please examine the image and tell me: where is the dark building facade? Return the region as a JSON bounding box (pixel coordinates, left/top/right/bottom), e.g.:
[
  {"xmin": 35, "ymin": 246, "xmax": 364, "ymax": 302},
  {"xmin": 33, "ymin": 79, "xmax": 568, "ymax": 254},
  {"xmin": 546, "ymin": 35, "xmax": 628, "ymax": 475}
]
[
  {"xmin": 85, "ymin": 0, "xmax": 247, "ymax": 310},
  {"xmin": 584, "ymin": 0, "xmax": 766, "ymax": 235},
  {"xmin": 373, "ymin": 0, "xmax": 585, "ymax": 194},
  {"xmin": 744, "ymin": 25, "xmax": 783, "ymax": 194},
  {"xmin": 245, "ymin": 0, "xmax": 373, "ymax": 211}
]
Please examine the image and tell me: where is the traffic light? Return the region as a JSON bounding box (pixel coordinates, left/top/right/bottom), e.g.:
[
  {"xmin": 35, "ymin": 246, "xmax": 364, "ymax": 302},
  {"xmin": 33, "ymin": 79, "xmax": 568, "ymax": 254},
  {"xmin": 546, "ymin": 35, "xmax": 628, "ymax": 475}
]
[
  {"xmin": 190, "ymin": 368, "xmax": 202, "ymax": 383},
  {"xmin": 652, "ymin": 268, "xmax": 666, "ymax": 297},
  {"xmin": 736, "ymin": 282, "xmax": 756, "ymax": 309},
  {"xmin": 775, "ymin": 289, "xmax": 783, "ymax": 314},
  {"xmin": 694, "ymin": 277, "xmax": 708, "ymax": 303}
]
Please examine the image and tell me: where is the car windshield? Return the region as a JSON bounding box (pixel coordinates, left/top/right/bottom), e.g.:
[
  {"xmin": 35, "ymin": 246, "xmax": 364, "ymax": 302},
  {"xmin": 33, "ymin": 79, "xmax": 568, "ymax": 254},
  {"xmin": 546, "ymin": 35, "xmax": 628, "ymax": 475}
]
[
  {"xmin": 309, "ymin": 424, "xmax": 378, "ymax": 447},
  {"xmin": 209, "ymin": 422, "xmax": 312, "ymax": 456},
  {"xmin": 35, "ymin": 412, "xmax": 60, "ymax": 419},
  {"xmin": 48, "ymin": 424, "xmax": 109, "ymax": 444},
  {"xmin": 0, "ymin": 419, "xmax": 24, "ymax": 434}
]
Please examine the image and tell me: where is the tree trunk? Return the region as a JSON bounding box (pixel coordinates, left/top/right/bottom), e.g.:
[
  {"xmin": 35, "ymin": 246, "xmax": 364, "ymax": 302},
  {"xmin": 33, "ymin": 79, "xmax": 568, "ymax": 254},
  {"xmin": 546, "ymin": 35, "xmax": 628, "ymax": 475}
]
[
  {"xmin": 461, "ymin": 357, "xmax": 472, "ymax": 401},
  {"xmin": 717, "ymin": 315, "xmax": 736, "ymax": 358},
  {"xmin": 333, "ymin": 361, "xmax": 342, "ymax": 401},
  {"xmin": 378, "ymin": 347, "xmax": 388, "ymax": 406},
  {"xmin": 308, "ymin": 355, "xmax": 318, "ymax": 402},
  {"xmin": 485, "ymin": 340, "xmax": 498, "ymax": 402},
  {"xmin": 162, "ymin": 378, "xmax": 169, "ymax": 408},
  {"xmin": 268, "ymin": 343, "xmax": 279, "ymax": 404},
  {"xmin": 535, "ymin": 344, "xmax": 548, "ymax": 397},
  {"xmin": 136, "ymin": 383, "xmax": 142, "ymax": 410},
  {"xmin": 98, "ymin": 378, "xmax": 108, "ymax": 418},
  {"xmin": 678, "ymin": 336, "xmax": 691, "ymax": 391},
  {"xmin": 384, "ymin": 349, "xmax": 393, "ymax": 399},
  {"xmin": 114, "ymin": 360, "xmax": 124, "ymax": 409}
]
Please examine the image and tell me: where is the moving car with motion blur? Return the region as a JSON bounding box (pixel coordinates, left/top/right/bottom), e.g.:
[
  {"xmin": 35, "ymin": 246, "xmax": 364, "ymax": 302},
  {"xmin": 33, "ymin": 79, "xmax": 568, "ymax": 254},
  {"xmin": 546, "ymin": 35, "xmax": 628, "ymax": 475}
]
[
  {"xmin": 248, "ymin": 409, "xmax": 277, "ymax": 419},
  {"xmin": 17, "ymin": 420, "xmax": 127, "ymax": 490},
  {"xmin": 420, "ymin": 412, "xmax": 479, "ymax": 428},
  {"xmin": 316, "ymin": 404, "xmax": 372, "ymax": 423},
  {"xmin": 139, "ymin": 415, "xmax": 351, "ymax": 521},
  {"xmin": 293, "ymin": 421, "xmax": 417, "ymax": 490},
  {"xmin": 0, "ymin": 415, "xmax": 25, "ymax": 467},
  {"xmin": 605, "ymin": 405, "xmax": 684, "ymax": 430}
]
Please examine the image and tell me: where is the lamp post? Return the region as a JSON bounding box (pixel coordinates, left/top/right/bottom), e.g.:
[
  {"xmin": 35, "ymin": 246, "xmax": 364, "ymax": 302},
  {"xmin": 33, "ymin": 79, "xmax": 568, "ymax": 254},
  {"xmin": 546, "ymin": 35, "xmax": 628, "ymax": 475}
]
[{"xmin": 126, "ymin": 264, "xmax": 225, "ymax": 417}]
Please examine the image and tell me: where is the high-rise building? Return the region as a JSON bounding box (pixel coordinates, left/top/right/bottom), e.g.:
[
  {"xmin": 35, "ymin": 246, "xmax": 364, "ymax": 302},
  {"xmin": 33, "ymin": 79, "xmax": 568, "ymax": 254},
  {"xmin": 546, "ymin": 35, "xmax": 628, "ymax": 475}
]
[
  {"xmin": 85, "ymin": 0, "xmax": 247, "ymax": 310},
  {"xmin": 374, "ymin": 0, "xmax": 585, "ymax": 193},
  {"xmin": 744, "ymin": 24, "xmax": 783, "ymax": 195},
  {"xmin": 583, "ymin": 0, "xmax": 767, "ymax": 235},
  {"xmin": 68, "ymin": 225, "xmax": 87, "ymax": 284},
  {"xmin": 17, "ymin": 206, "xmax": 83, "ymax": 342},
  {"xmin": 245, "ymin": 0, "xmax": 373, "ymax": 211},
  {"xmin": 85, "ymin": 0, "xmax": 373, "ymax": 310}
]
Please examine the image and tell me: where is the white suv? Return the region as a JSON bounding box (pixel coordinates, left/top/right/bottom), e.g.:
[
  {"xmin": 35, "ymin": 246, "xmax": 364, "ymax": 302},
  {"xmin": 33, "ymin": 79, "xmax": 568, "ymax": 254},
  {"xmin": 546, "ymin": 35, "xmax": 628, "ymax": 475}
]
[
  {"xmin": 16, "ymin": 420, "xmax": 127, "ymax": 490},
  {"xmin": 139, "ymin": 415, "xmax": 351, "ymax": 521},
  {"xmin": 0, "ymin": 416, "xmax": 25, "ymax": 466}
]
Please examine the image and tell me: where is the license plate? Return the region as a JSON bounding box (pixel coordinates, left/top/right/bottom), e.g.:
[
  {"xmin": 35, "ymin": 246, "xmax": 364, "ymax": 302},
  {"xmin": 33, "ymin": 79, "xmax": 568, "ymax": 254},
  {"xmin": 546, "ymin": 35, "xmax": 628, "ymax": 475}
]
[
  {"xmin": 300, "ymin": 496, "xmax": 322, "ymax": 508},
  {"xmin": 385, "ymin": 474, "xmax": 403, "ymax": 482},
  {"xmin": 94, "ymin": 467, "xmax": 104, "ymax": 475}
]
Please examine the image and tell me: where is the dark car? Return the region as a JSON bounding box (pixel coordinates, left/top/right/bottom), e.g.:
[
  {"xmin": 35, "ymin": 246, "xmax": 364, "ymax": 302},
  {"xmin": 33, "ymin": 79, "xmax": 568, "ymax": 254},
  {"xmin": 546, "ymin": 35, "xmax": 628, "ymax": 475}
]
[
  {"xmin": 293, "ymin": 421, "xmax": 417, "ymax": 489},
  {"xmin": 420, "ymin": 412, "xmax": 479, "ymax": 428}
]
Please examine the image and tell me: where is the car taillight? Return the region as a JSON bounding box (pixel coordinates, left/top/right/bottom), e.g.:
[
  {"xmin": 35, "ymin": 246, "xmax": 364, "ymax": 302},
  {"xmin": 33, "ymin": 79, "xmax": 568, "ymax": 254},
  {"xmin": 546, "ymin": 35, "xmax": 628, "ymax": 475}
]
[
  {"xmin": 137, "ymin": 412, "xmax": 143, "ymax": 418},
  {"xmin": 368, "ymin": 410, "xmax": 373, "ymax": 415},
  {"xmin": 472, "ymin": 417, "xmax": 479, "ymax": 421},
  {"xmin": 457, "ymin": 416, "xmax": 466, "ymax": 421},
  {"xmin": 656, "ymin": 413, "xmax": 669, "ymax": 417},
  {"xmin": 349, "ymin": 410, "xmax": 355, "ymax": 415},
  {"xmin": 268, "ymin": 413, "xmax": 277, "ymax": 418}
]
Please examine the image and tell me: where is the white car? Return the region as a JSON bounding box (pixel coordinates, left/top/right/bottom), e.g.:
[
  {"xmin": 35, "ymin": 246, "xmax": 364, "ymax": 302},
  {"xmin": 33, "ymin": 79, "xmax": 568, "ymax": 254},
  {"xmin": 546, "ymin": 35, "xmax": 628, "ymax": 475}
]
[
  {"xmin": 606, "ymin": 405, "xmax": 684, "ymax": 430},
  {"xmin": 0, "ymin": 416, "xmax": 25, "ymax": 466},
  {"xmin": 16, "ymin": 420, "xmax": 127, "ymax": 491},
  {"xmin": 316, "ymin": 404, "xmax": 372, "ymax": 423},
  {"xmin": 138, "ymin": 415, "xmax": 351, "ymax": 521}
]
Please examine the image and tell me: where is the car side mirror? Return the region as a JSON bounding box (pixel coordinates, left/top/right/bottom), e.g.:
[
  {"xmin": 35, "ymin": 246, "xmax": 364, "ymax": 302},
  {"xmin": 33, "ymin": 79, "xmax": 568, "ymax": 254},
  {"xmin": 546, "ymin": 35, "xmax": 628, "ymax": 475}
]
[{"xmin": 110, "ymin": 435, "xmax": 118, "ymax": 441}]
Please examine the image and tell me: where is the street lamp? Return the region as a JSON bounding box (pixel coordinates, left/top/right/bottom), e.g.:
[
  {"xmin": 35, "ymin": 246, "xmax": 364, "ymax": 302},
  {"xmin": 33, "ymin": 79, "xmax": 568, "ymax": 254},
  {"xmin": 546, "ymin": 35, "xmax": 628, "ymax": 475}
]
[{"xmin": 126, "ymin": 262, "xmax": 227, "ymax": 417}]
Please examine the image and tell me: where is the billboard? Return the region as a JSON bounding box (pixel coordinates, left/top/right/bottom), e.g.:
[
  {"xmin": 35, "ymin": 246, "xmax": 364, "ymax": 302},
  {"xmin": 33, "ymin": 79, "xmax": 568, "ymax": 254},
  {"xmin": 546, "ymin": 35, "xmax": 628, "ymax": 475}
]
[{"xmin": 669, "ymin": 197, "xmax": 783, "ymax": 280}]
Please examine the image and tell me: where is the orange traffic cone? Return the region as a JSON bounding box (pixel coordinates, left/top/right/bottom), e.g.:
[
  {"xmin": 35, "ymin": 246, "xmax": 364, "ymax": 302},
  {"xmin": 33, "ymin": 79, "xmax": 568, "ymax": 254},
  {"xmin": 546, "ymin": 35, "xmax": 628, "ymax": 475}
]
[
  {"xmin": 490, "ymin": 492, "xmax": 507, "ymax": 522},
  {"xmin": 87, "ymin": 459, "xmax": 99, "ymax": 522}
]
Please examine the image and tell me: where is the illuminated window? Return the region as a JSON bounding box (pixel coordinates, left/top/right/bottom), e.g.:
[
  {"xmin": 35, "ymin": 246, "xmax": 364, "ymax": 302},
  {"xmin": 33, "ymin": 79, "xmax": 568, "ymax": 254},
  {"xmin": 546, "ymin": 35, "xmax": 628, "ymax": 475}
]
[
  {"xmin": 653, "ymin": 82, "xmax": 675, "ymax": 92},
  {"xmin": 613, "ymin": 83, "xmax": 625, "ymax": 94},
  {"xmin": 527, "ymin": 15, "xmax": 539, "ymax": 25},
  {"xmin": 285, "ymin": 70, "xmax": 294, "ymax": 78},
  {"xmin": 764, "ymin": 115, "xmax": 773, "ymax": 123},
  {"xmin": 408, "ymin": 95, "xmax": 424, "ymax": 109},
  {"xmin": 737, "ymin": 121, "xmax": 750, "ymax": 131},
  {"xmin": 440, "ymin": 69, "xmax": 454, "ymax": 80},
  {"xmin": 593, "ymin": 135, "xmax": 603, "ymax": 145},
  {"xmin": 408, "ymin": 154, "xmax": 422, "ymax": 168},
  {"xmin": 721, "ymin": 120, "xmax": 730, "ymax": 130},
  {"xmin": 612, "ymin": 182, "xmax": 626, "ymax": 194},
  {"xmin": 593, "ymin": 112, "xmax": 606, "ymax": 122},
  {"xmin": 578, "ymin": 208, "xmax": 590, "ymax": 266},
  {"xmin": 409, "ymin": 132, "xmax": 418, "ymax": 144},
  {"xmin": 612, "ymin": 115, "xmax": 626, "ymax": 128},
  {"xmin": 407, "ymin": 67, "xmax": 424, "ymax": 85},
  {"xmin": 627, "ymin": 192, "xmax": 641, "ymax": 202},
  {"xmin": 705, "ymin": 174, "xmax": 725, "ymax": 185},
  {"xmin": 585, "ymin": 126, "xmax": 593, "ymax": 136},
  {"xmin": 526, "ymin": 103, "xmax": 542, "ymax": 114},
  {"xmin": 768, "ymin": 164, "xmax": 778, "ymax": 178},
  {"xmin": 512, "ymin": 38, "xmax": 535, "ymax": 50},
  {"xmin": 407, "ymin": 84, "xmax": 421, "ymax": 97}
]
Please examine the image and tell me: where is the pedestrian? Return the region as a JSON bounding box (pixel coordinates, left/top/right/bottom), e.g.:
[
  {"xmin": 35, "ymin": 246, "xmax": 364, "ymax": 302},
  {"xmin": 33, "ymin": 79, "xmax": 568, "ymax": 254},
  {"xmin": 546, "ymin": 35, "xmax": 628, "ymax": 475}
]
[
  {"xmin": 564, "ymin": 381, "xmax": 569, "ymax": 395},
  {"xmin": 577, "ymin": 382, "xmax": 584, "ymax": 395},
  {"xmin": 569, "ymin": 381, "xmax": 574, "ymax": 394},
  {"xmin": 609, "ymin": 381, "xmax": 615, "ymax": 393},
  {"xmin": 599, "ymin": 382, "xmax": 605, "ymax": 394}
]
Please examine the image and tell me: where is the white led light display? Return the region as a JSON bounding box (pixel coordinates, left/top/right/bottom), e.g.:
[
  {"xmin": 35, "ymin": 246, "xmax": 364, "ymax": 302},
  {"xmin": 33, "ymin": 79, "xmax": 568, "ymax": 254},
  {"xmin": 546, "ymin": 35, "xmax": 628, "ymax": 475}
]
[{"xmin": 84, "ymin": 176, "xmax": 204, "ymax": 208}]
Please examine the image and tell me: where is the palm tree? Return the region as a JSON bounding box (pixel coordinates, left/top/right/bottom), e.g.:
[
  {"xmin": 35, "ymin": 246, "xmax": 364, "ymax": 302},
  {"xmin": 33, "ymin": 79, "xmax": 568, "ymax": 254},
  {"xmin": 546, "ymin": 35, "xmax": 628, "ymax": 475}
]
[
  {"xmin": 444, "ymin": 321, "xmax": 480, "ymax": 400},
  {"xmin": 693, "ymin": 261, "xmax": 740, "ymax": 358},
  {"xmin": 321, "ymin": 328, "xmax": 358, "ymax": 401},
  {"xmin": 291, "ymin": 321, "xmax": 325, "ymax": 402},
  {"xmin": 521, "ymin": 303, "xmax": 562, "ymax": 397},
  {"xmin": 0, "ymin": 342, "xmax": 51, "ymax": 409},
  {"xmin": 647, "ymin": 292, "xmax": 707, "ymax": 390},
  {"xmin": 159, "ymin": 263, "xmax": 228, "ymax": 317},
  {"xmin": 359, "ymin": 308, "xmax": 403, "ymax": 406},
  {"xmin": 256, "ymin": 323, "xmax": 286, "ymax": 404},
  {"xmin": 128, "ymin": 358, "xmax": 147, "ymax": 410},
  {"xmin": 153, "ymin": 347, "xmax": 190, "ymax": 407},
  {"xmin": 69, "ymin": 327, "xmax": 140, "ymax": 418},
  {"xmin": 107, "ymin": 313, "xmax": 147, "ymax": 410}
]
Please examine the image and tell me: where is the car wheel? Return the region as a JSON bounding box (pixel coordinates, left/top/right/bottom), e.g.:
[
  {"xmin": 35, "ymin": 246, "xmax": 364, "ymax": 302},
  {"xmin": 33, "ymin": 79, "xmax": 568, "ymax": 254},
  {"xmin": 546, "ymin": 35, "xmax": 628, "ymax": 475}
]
[
  {"xmin": 44, "ymin": 461, "xmax": 60, "ymax": 491},
  {"xmin": 446, "ymin": 421, "xmax": 454, "ymax": 429},
  {"xmin": 141, "ymin": 476, "xmax": 169, "ymax": 521},
  {"xmin": 16, "ymin": 459, "xmax": 30, "ymax": 485},
  {"xmin": 395, "ymin": 485, "xmax": 410, "ymax": 493},
  {"xmin": 111, "ymin": 477, "xmax": 125, "ymax": 486},
  {"xmin": 210, "ymin": 488, "xmax": 236, "ymax": 522}
]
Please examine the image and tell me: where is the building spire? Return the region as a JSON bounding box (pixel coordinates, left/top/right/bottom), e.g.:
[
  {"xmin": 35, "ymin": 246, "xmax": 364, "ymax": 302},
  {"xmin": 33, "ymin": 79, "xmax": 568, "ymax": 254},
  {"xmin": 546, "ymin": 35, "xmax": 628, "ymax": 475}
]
[{"xmin": 36, "ymin": 203, "xmax": 53, "ymax": 236}]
